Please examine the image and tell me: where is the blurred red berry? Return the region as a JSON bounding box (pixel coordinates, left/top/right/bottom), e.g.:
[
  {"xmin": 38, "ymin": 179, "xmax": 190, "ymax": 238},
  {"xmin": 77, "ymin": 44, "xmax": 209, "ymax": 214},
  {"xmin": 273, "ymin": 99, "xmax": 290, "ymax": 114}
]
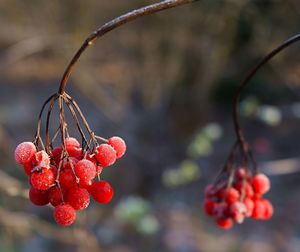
[
  {"xmin": 262, "ymin": 199, "xmax": 274, "ymax": 220},
  {"xmin": 15, "ymin": 142, "xmax": 36, "ymax": 165},
  {"xmin": 216, "ymin": 218, "xmax": 233, "ymax": 229},
  {"xmin": 234, "ymin": 181, "xmax": 254, "ymax": 198},
  {"xmin": 252, "ymin": 173, "xmax": 270, "ymax": 195},
  {"xmin": 243, "ymin": 197, "xmax": 254, "ymax": 217},
  {"xmin": 229, "ymin": 202, "xmax": 246, "ymax": 224},
  {"xmin": 223, "ymin": 187, "xmax": 240, "ymax": 204},
  {"xmin": 252, "ymin": 198, "xmax": 266, "ymax": 219},
  {"xmin": 203, "ymin": 199, "xmax": 216, "ymax": 216}
]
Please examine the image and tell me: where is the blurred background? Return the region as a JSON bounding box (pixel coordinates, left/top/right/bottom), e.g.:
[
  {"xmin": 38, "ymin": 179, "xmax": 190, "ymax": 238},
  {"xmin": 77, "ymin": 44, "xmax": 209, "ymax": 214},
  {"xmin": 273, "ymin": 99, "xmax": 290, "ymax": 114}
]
[{"xmin": 1, "ymin": 0, "xmax": 300, "ymax": 251}]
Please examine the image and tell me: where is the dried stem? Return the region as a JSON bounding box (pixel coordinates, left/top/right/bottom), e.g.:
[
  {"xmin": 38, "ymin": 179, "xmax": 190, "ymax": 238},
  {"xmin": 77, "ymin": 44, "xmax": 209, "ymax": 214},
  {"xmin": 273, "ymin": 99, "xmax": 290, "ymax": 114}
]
[
  {"xmin": 233, "ymin": 33, "xmax": 300, "ymax": 150},
  {"xmin": 57, "ymin": 0, "xmax": 199, "ymax": 94}
]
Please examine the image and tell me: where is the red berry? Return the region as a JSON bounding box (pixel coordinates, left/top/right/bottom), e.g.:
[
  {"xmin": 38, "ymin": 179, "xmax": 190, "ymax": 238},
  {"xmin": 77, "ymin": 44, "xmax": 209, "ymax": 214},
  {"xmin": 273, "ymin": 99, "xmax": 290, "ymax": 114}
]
[
  {"xmin": 66, "ymin": 187, "xmax": 90, "ymax": 210},
  {"xmin": 59, "ymin": 169, "xmax": 77, "ymax": 190},
  {"xmin": 262, "ymin": 199, "xmax": 274, "ymax": 220},
  {"xmin": 86, "ymin": 153, "xmax": 97, "ymax": 166},
  {"xmin": 90, "ymin": 181, "xmax": 114, "ymax": 204},
  {"xmin": 223, "ymin": 187, "xmax": 240, "ymax": 204},
  {"xmin": 214, "ymin": 203, "xmax": 229, "ymax": 219},
  {"xmin": 252, "ymin": 173, "xmax": 270, "ymax": 195},
  {"xmin": 203, "ymin": 199, "xmax": 216, "ymax": 216},
  {"xmin": 95, "ymin": 144, "xmax": 116, "ymax": 167},
  {"xmin": 235, "ymin": 168, "xmax": 248, "ymax": 180},
  {"xmin": 243, "ymin": 197, "xmax": 254, "ymax": 217},
  {"xmin": 30, "ymin": 168, "xmax": 55, "ymax": 190},
  {"xmin": 53, "ymin": 204, "xmax": 76, "ymax": 226},
  {"xmin": 204, "ymin": 184, "xmax": 215, "ymax": 198},
  {"xmin": 51, "ymin": 146, "xmax": 62, "ymax": 166},
  {"xmin": 108, "ymin": 136, "xmax": 126, "ymax": 159},
  {"xmin": 216, "ymin": 218, "xmax": 233, "ymax": 229},
  {"xmin": 49, "ymin": 187, "xmax": 63, "ymax": 207},
  {"xmin": 229, "ymin": 202, "xmax": 246, "ymax": 224},
  {"xmin": 96, "ymin": 166, "xmax": 103, "ymax": 175},
  {"xmin": 74, "ymin": 159, "xmax": 96, "ymax": 184},
  {"xmin": 29, "ymin": 187, "xmax": 49, "ymax": 206},
  {"xmin": 68, "ymin": 148, "xmax": 83, "ymax": 160},
  {"xmin": 23, "ymin": 162, "xmax": 32, "ymax": 176},
  {"xmin": 15, "ymin": 142, "xmax": 36, "ymax": 165},
  {"xmin": 61, "ymin": 157, "xmax": 78, "ymax": 170},
  {"xmin": 65, "ymin": 137, "xmax": 80, "ymax": 150},
  {"xmin": 32, "ymin": 150, "xmax": 50, "ymax": 169},
  {"xmin": 234, "ymin": 181, "xmax": 254, "ymax": 198},
  {"xmin": 251, "ymin": 198, "xmax": 266, "ymax": 219}
]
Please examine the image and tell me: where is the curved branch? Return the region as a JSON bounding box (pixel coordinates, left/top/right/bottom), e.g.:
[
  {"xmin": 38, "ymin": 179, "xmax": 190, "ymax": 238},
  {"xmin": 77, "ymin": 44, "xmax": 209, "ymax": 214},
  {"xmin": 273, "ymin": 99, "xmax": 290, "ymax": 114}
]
[
  {"xmin": 233, "ymin": 33, "xmax": 300, "ymax": 145},
  {"xmin": 58, "ymin": 0, "xmax": 199, "ymax": 94}
]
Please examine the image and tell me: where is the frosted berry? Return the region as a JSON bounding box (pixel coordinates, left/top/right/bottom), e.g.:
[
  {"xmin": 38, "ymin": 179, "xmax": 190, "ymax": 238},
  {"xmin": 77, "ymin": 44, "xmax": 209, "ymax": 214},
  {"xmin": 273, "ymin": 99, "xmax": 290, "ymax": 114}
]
[
  {"xmin": 74, "ymin": 159, "xmax": 96, "ymax": 184},
  {"xmin": 30, "ymin": 168, "xmax": 55, "ymax": 190},
  {"xmin": 216, "ymin": 218, "xmax": 233, "ymax": 229},
  {"xmin": 15, "ymin": 142, "xmax": 36, "ymax": 165},
  {"xmin": 66, "ymin": 187, "xmax": 90, "ymax": 210},
  {"xmin": 53, "ymin": 204, "xmax": 76, "ymax": 226},
  {"xmin": 108, "ymin": 136, "xmax": 126, "ymax": 158},
  {"xmin": 252, "ymin": 173, "xmax": 270, "ymax": 195},
  {"xmin": 90, "ymin": 181, "xmax": 114, "ymax": 203},
  {"xmin": 49, "ymin": 187, "xmax": 63, "ymax": 207},
  {"xmin": 95, "ymin": 144, "xmax": 116, "ymax": 167},
  {"xmin": 61, "ymin": 157, "xmax": 78, "ymax": 170},
  {"xmin": 29, "ymin": 187, "xmax": 49, "ymax": 206},
  {"xmin": 51, "ymin": 146, "xmax": 62, "ymax": 166},
  {"xmin": 32, "ymin": 150, "xmax": 50, "ymax": 169},
  {"xmin": 64, "ymin": 137, "xmax": 80, "ymax": 150}
]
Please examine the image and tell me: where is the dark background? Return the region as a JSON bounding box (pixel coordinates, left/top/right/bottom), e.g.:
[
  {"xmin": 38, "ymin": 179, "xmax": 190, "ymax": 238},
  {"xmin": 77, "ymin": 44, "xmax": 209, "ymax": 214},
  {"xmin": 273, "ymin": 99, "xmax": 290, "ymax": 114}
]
[{"xmin": 1, "ymin": 0, "xmax": 300, "ymax": 251}]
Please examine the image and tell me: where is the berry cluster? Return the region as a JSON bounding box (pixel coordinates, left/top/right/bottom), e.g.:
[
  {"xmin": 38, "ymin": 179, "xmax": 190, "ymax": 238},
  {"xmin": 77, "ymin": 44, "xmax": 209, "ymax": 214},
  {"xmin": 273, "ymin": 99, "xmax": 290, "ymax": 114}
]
[
  {"xmin": 15, "ymin": 136, "xmax": 126, "ymax": 226},
  {"xmin": 203, "ymin": 168, "xmax": 273, "ymax": 229}
]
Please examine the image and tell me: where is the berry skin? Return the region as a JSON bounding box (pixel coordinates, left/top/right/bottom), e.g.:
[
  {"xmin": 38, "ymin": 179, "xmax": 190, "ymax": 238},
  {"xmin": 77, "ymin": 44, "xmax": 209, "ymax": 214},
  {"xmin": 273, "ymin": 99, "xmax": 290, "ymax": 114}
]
[
  {"xmin": 90, "ymin": 181, "xmax": 114, "ymax": 204},
  {"xmin": 214, "ymin": 203, "xmax": 229, "ymax": 219},
  {"xmin": 23, "ymin": 162, "xmax": 32, "ymax": 176},
  {"xmin": 15, "ymin": 142, "xmax": 36, "ymax": 165},
  {"xmin": 203, "ymin": 199, "xmax": 216, "ymax": 216},
  {"xmin": 53, "ymin": 204, "xmax": 76, "ymax": 226},
  {"xmin": 223, "ymin": 188, "xmax": 240, "ymax": 204},
  {"xmin": 243, "ymin": 197, "xmax": 254, "ymax": 217},
  {"xmin": 234, "ymin": 181, "xmax": 254, "ymax": 198},
  {"xmin": 51, "ymin": 146, "xmax": 62, "ymax": 166},
  {"xmin": 262, "ymin": 199, "xmax": 274, "ymax": 220},
  {"xmin": 59, "ymin": 169, "xmax": 77, "ymax": 190},
  {"xmin": 30, "ymin": 168, "xmax": 55, "ymax": 190},
  {"xmin": 251, "ymin": 199, "xmax": 266, "ymax": 219},
  {"xmin": 216, "ymin": 218, "xmax": 233, "ymax": 229},
  {"xmin": 66, "ymin": 187, "xmax": 90, "ymax": 210},
  {"xmin": 252, "ymin": 173, "xmax": 270, "ymax": 195},
  {"xmin": 49, "ymin": 187, "xmax": 63, "ymax": 207},
  {"xmin": 108, "ymin": 136, "xmax": 126, "ymax": 159},
  {"xmin": 74, "ymin": 159, "xmax": 96, "ymax": 184},
  {"xmin": 95, "ymin": 144, "xmax": 116, "ymax": 167},
  {"xmin": 96, "ymin": 166, "xmax": 103, "ymax": 175},
  {"xmin": 29, "ymin": 187, "xmax": 49, "ymax": 206},
  {"xmin": 32, "ymin": 150, "xmax": 50, "ymax": 169},
  {"xmin": 64, "ymin": 137, "xmax": 80, "ymax": 150},
  {"xmin": 235, "ymin": 168, "xmax": 248, "ymax": 180},
  {"xmin": 61, "ymin": 157, "xmax": 79, "ymax": 170},
  {"xmin": 229, "ymin": 202, "xmax": 246, "ymax": 224}
]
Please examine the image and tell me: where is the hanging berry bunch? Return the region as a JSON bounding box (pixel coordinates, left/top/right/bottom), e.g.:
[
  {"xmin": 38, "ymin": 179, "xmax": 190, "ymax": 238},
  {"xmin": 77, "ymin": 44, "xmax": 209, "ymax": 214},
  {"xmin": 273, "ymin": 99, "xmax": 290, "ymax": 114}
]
[
  {"xmin": 203, "ymin": 34, "xmax": 300, "ymax": 229},
  {"xmin": 13, "ymin": 0, "xmax": 200, "ymax": 227}
]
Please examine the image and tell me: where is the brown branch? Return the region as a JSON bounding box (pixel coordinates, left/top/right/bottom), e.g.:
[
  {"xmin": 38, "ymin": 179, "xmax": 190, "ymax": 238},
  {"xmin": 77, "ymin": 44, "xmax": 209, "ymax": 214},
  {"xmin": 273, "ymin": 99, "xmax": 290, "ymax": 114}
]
[{"xmin": 58, "ymin": 0, "xmax": 199, "ymax": 94}]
